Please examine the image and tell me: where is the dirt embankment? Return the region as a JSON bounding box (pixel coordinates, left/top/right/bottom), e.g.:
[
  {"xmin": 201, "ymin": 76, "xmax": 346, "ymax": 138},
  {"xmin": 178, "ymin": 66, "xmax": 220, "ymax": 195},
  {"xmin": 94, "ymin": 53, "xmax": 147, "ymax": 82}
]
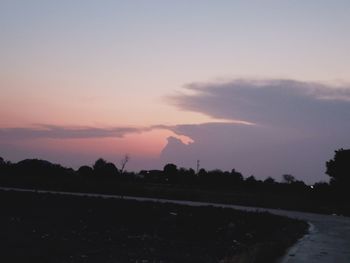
[{"xmin": 0, "ymin": 190, "xmax": 307, "ymax": 263}]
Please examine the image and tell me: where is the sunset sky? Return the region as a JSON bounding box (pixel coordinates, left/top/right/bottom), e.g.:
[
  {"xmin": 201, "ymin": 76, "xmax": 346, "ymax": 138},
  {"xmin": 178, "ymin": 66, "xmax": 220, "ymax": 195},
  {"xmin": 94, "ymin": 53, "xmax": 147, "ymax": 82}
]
[{"xmin": 1, "ymin": 1, "xmax": 350, "ymax": 183}]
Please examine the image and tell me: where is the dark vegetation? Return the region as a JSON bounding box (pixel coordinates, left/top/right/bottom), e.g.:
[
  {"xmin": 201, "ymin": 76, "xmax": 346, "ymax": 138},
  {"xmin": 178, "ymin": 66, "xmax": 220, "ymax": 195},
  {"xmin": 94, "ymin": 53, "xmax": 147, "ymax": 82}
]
[
  {"xmin": 3, "ymin": 150, "xmax": 348, "ymax": 261},
  {"xmin": 0, "ymin": 190, "xmax": 307, "ymax": 263},
  {"xmin": 0, "ymin": 148, "xmax": 349, "ymax": 215}
]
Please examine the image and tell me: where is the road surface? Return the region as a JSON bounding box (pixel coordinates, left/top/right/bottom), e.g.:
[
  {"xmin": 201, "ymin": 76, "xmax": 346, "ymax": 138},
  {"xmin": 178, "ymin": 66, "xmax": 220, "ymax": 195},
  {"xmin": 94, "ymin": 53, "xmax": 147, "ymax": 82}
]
[{"xmin": 1, "ymin": 187, "xmax": 350, "ymax": 262}]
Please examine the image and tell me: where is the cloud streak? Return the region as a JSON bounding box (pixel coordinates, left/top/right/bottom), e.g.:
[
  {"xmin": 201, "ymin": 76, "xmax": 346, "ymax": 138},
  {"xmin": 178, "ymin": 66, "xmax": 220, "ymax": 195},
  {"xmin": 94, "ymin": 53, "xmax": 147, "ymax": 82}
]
[
  {"xmin": 0, "ymin": 124, "xmax": 152, "ymax": 140},
  {"xmin": 0, "ymin": 124, "xmax": 196, "ymax": 145}
]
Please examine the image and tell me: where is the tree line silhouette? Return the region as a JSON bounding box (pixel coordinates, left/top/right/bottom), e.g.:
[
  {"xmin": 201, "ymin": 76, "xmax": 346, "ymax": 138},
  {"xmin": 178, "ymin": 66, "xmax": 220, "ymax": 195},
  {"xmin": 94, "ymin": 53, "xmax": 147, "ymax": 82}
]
[
  {"xmin": 0, "ymin": 148, "xmax": 349, "ymax": 214},
  {"xmin": 0, "ymin": 157, "xmax": 308, "ymax": 190}
]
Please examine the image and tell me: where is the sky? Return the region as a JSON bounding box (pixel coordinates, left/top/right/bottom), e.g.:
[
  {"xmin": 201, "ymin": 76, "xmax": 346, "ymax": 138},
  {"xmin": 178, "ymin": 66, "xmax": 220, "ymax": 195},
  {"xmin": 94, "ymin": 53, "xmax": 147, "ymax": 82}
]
[{"xmin": 1, "ymin": 0, "xmax": 350, "ymax": 183}]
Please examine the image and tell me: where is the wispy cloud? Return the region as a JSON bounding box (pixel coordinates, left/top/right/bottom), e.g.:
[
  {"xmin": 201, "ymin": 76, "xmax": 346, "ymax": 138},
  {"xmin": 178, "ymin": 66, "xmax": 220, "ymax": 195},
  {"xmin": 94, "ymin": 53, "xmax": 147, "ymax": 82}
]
[
  {"xmin": 0, "ymin": 123, "xmax": 198, "ymax": 143},
  {"xmin": 0, "ymin": 124, "xmax": 152, "ymax": 140}
]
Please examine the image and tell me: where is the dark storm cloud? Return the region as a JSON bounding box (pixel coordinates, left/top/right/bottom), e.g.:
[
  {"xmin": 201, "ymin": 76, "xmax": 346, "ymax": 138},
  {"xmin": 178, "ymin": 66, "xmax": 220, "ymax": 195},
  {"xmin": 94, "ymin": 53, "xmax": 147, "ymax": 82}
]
[
  {"xmin": 160, "ymin": 79, "xmax": 350, "ymax": 183},
  {"xmin": 169, "ymin": 79, "xmax": 350, "ymax": 128}
]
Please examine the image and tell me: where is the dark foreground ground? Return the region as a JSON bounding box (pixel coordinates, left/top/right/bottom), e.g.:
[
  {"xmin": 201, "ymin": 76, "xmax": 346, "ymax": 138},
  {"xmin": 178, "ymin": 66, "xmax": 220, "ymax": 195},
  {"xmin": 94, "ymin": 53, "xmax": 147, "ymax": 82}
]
[{"xmin": 0, "ymin": 190, "xmax": 307, "ymax": 263}]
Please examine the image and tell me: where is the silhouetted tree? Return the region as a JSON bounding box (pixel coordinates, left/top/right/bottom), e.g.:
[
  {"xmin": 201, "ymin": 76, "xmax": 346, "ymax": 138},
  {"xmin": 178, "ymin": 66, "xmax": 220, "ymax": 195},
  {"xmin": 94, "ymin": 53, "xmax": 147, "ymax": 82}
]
[
  {"xmin": 120, "ymin": 154, "xmax": 130, "ymax": 175},
  {"xmin": 245, "ymin": 175, "xmax": 257, "ymax": 185},
  {"xmin": 326, "ymin": 148, "xmax": 350, "ymax": 189},
  {"xmin": 163, "ymin": 163, "xmax": 178, "ymax": 183},
  {"xmin": 163, "ymin": 163, "xmax": 177, "ymax": 174},
  {"xmin": 282, "ymin": 174, "xmax": 296, "ymax": 184},
  {"xmin": 230, "ymin": 169, "xmax": 244, "ymax": 184},
  {"xmin": 264, "ymin": 177, "xmax": 276, "ymax": 184},
  {"xmin": 93, "ymin": 158, "xmax": 119, "ymax": 177},
  {"xmin": 93, "ymin": 158, "xmax": 107, "ymax": 171},
  {"xmin": 198, "ymin": 168, "xmax": 207, "ymax": 177},
  {"xmin": 188, "ymin": 168, "xmax": 196, "ymax": 176}
]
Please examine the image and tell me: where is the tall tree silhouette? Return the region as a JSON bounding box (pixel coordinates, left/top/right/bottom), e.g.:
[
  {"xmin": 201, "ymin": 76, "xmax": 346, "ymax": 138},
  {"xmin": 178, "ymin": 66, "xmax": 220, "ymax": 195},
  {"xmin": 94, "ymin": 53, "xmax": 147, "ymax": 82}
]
[{"xmin": 326, "ymin": 148, "xmax": 350, "ymax": 189}]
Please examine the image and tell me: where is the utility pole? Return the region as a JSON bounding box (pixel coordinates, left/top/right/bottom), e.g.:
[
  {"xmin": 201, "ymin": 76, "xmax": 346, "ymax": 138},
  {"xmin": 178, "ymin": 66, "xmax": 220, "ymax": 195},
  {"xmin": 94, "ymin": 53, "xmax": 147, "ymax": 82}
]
[{"xmin": 196, "ymin": 159, "xmax": 200, "ymax": 175}]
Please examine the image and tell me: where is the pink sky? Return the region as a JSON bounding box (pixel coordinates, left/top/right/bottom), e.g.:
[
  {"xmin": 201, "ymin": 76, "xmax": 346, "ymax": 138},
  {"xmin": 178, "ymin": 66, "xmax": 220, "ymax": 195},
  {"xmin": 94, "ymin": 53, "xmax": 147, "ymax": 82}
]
[{"xmin": 1, "ymin": 1, "xmax": 350, "ymax": 182}]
